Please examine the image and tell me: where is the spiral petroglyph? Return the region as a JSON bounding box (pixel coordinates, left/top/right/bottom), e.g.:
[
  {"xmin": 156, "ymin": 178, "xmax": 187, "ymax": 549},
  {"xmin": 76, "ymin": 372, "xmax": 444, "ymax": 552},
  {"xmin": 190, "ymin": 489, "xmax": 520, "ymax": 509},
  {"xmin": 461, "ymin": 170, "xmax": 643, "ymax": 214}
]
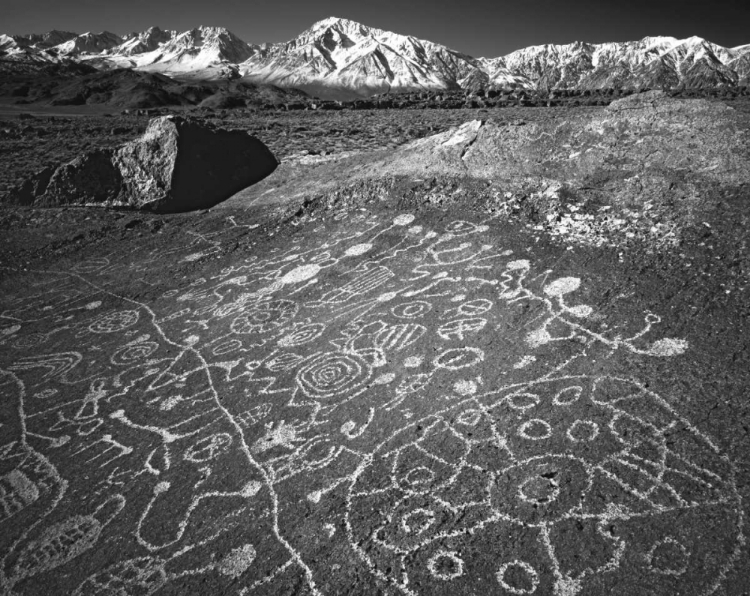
[
  {"xmin": 111, "ymin": 341, "xmax": 159, "ymax": 365},
  {"xmin": 296, "ymin": 352, "xmax": 372, "ymax": 400}
]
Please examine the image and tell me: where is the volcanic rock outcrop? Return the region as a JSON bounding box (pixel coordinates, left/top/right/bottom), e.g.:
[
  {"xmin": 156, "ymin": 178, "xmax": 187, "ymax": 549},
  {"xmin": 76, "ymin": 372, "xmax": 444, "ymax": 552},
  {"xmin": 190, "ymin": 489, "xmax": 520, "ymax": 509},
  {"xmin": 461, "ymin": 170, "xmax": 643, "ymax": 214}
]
[
  {"xmin": 234, "ymin": 91, "xmax": 749, "ymax": 208},
  {"xmin": 371, "ymin": 91, "xmax": 749, "ymax": 185},
  {"xmin": 5, "ymin": 115, "xmax": 278, "ymax": 212},
  {"xmin": 224, "ymin": 91, "xmax": 749, "ymax": 249}
]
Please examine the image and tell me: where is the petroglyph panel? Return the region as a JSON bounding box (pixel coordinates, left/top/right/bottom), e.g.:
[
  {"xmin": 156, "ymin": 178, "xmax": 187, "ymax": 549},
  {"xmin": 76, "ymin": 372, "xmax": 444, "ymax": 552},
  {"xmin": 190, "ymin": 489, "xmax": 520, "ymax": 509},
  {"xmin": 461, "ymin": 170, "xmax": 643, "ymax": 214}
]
[{"xmin": 0, "ymin": 212, "xmax": 742, "ymax": 595}]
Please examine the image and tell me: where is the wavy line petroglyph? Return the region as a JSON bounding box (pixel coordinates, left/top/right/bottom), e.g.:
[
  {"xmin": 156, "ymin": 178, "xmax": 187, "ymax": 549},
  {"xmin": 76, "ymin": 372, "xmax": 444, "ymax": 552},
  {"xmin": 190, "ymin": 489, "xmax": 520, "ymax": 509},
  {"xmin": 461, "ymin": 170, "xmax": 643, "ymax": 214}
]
[{"xmin": 0, "ymin": 212, "xmax": 742, "ymax": 595}]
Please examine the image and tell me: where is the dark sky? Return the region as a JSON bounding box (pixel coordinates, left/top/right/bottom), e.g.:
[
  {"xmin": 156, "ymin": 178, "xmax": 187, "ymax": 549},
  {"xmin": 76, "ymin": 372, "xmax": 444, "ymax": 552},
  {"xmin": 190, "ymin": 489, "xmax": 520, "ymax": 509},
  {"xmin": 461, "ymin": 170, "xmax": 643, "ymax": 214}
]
[{"xmin": 5, "ymin": 0, "xmax": 750, "ymax": 57}]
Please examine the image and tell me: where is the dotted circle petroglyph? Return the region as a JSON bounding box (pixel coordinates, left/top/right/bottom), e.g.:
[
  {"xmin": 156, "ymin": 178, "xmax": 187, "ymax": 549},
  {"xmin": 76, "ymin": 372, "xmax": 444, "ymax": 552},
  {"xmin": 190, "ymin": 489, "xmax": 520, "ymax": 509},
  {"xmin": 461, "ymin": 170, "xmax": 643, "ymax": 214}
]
[
  {"xmin": 553, "ymin": 386, "xmax": 583, "ymax": 406},
  {"xmin": 567, "ymin": 420, "xmax": 600, "ymax": 443},
  {"xmin": 518, "ymin": 419, "xmax": 553, "ymax": 440},
  {"xmin": 496, "ymin": 561, "xmax": 539, "ymax": 594},
  {"xmin": 427, "ymin": 550, "xmax": 464, "ymax": 581},
  {"xmin": 647, "ymin": 537, "xmax": 690, "ymax": 576}
]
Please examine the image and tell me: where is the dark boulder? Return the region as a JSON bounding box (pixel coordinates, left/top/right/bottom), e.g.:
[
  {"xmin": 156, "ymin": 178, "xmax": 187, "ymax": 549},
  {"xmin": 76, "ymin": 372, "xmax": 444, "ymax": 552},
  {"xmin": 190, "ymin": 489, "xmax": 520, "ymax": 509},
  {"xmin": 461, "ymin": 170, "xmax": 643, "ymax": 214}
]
[
  {"xmin": 112, "ymin": 116, "xmax": 278, "ymax": 212},
  {"xmin": 37, "ymin": 150, "xmax": 122, "ymax": 206},
  {"xmin": 5, "ymin": 115, "xmax": 278, "ymax": 212}
]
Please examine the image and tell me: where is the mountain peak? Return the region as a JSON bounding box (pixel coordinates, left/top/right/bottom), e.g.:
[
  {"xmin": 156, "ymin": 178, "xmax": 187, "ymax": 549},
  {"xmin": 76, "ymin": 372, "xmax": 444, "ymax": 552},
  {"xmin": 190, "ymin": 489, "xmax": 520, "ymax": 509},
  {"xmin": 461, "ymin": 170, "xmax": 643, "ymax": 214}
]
[
  {"xmin": 53, "ymin": 30, "xmax": 123, "ymax": 55},
  {"xmin": 310, "ymin": 17, "xmax": 363, "ymax": 30},
  {"xmin": 640, "ymin": 36, "xmax": 678, "ymax": 46},
  {"xmin": 117, "ymin": 26, "xmax": 175, "ymax": 55},
  {"xmin": 181, "ymin": 26, "xmax": 236, "ymax": 39},
  {"xmin": 303, "ymin": 16, "xmax": 383, "ymax": 39}
]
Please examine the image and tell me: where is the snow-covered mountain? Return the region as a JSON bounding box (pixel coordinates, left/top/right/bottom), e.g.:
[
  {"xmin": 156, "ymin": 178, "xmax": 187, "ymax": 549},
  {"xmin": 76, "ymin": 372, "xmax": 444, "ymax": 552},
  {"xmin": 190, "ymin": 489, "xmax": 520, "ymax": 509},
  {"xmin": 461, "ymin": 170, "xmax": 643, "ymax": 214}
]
[
  {"xmin": 12, "ymin": 30, "xmax": 78, "ymax": 49},
  {"xmin": 87, "ymin": 26, "xmax": 259, "ymax": 79},
  {"xmin": 0, "ymin": 32, "xmax": 72, "ymax": 64},
  {"xmin": 114, "ymin": 27, "xmax": 177, "ymax": 57},
  {"xmin": 54, "ymin": 31, "xmax": 124, "ymax": 56},
  {"xmin": 236, "ymin": 17, "xmax": 483, "ymax": 98},
  {"xmin": 131, "ymin": 27, "xmax": 258, "ymax": 77},
  {"xmin": 2, "ymin": 18, "xmax": 749, "ymax": 98},
  {"xmin": 482, "ymin": 35, "xmax": 748, "ymax": 91}
]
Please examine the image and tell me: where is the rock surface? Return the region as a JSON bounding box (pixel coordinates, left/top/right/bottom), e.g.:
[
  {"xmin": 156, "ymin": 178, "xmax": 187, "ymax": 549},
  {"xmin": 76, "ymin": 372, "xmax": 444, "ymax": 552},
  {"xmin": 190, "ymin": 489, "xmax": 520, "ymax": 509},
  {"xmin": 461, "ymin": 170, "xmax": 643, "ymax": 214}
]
[
  {"xmin": 1, "ymin": 202, "xmax": 749, "ymax": 595},
  {"xmin": 389, "ymin": 91, "xmax": 748, "ymax": 187},
  {"xmin": 5, "ymin": 116, "xmax": 278, "ymax": 212},
  {"xmin": 301, "ymin": 91, "xmax": 745, "ymax": 187},
  {"xmin": 1, "ymin": 92, "xmax": 750, "ymax": 594},
  {"xmin": 227, "ymin": 92, "xmax": 749, "ymax": 248}
]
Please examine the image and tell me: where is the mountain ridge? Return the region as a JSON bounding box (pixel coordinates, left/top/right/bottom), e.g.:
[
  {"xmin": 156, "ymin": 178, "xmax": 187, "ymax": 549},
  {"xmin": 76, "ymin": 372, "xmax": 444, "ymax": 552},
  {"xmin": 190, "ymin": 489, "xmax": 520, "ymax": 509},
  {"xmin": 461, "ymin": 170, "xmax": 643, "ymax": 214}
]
[{"xmin": 2, "ymin": 17, "xmax": 749, "ymax": 99}]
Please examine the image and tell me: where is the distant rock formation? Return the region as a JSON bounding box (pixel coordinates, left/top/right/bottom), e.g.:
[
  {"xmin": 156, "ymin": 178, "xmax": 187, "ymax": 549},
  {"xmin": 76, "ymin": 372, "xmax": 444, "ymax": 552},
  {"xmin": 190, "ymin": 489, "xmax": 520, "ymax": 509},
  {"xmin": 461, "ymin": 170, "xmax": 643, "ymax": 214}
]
[
  {"xmin": 231, "ymin": 91, "xmax": 750, "ymax": 219},
  {"xmin": 5, "ymin": 116, "xmax": 277, "ymax": 212},
  {"xmin": 369, "ymin": 91, "xmax": 748, "ymax": 186}
]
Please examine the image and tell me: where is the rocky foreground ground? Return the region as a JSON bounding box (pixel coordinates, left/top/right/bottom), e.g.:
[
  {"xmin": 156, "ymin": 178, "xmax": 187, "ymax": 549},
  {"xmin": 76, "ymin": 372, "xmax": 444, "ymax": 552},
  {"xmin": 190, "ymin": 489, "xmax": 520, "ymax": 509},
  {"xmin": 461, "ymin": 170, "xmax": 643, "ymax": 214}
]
[{"xmin": 1, "ymin": 95, "xmax": 750, "ymax": 595}]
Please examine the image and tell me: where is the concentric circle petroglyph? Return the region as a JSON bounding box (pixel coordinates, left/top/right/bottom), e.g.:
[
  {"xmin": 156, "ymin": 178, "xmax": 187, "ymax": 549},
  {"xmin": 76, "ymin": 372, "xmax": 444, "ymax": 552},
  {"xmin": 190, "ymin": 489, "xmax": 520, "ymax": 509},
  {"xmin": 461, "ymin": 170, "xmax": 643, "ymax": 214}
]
[
  {"xmin": 12, "ymin": 332, "xmax": 48, "ymax": 348},
  {"xmin": 296, "ymin": 352, "xmax": 372, "ymax": 400},
  {"xmin": 391, "ymin": 301, "xmax": 432, "ymax": 319}
]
